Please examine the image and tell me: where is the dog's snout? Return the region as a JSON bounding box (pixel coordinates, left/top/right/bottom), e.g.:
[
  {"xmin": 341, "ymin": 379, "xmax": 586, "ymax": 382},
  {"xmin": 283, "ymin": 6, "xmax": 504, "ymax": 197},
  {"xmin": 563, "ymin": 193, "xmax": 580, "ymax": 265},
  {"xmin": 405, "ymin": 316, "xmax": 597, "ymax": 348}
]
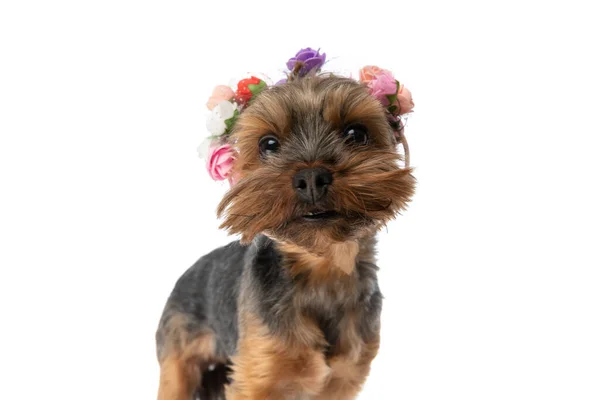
[{"xmin": 293, "ymin": 167, "xmax": 333, "ymax": 204}]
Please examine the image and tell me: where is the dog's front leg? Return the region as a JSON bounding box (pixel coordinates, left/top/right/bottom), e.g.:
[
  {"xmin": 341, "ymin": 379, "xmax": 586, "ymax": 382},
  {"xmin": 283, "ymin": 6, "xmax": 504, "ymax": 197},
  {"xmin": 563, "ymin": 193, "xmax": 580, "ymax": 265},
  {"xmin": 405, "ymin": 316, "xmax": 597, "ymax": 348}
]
[
  {"xmin": 225, "ymin": 312, "xmax": 330, "ymax": 400},
  {"xmin": 314, "ymin": 337, "xmax": 380, "ymax": 400}
]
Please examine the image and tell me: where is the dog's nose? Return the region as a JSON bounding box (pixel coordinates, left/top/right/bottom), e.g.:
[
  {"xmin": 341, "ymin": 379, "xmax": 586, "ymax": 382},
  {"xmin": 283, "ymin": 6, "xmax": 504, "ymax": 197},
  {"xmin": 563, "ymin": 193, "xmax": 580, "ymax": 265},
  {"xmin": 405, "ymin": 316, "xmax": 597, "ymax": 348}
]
[{"xmin": 293, "ymin": 167, "xmax": 333, "ymax": 204}]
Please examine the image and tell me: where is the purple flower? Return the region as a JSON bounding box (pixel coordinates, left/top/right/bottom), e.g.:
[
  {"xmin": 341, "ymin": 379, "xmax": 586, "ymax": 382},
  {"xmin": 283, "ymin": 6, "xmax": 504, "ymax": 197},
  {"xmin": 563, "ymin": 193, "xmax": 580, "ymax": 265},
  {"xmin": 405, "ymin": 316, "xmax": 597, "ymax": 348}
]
[{"xmin": 286, "ymin": 48, "xmax": 326, "ymax": 76}]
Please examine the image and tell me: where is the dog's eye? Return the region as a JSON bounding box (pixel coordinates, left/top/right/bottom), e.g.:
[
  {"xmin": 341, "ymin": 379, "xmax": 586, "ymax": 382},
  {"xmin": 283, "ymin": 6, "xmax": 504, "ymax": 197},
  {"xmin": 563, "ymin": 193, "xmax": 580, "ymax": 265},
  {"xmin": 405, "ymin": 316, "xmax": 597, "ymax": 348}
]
[
  {"xmin": 343, "ymin": 125, "xmax": 369, "ymax": 145},
  {"xmin": 258, "ymin": 136, "xmax": 280, "ymax": 156}
]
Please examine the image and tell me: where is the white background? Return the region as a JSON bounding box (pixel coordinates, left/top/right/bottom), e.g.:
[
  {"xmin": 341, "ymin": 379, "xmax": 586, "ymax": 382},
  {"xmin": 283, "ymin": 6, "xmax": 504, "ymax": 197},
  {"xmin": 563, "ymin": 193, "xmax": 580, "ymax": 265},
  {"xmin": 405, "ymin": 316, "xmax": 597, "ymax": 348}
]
[{"xmin": 1, "ymin": 1, "xmax": 599, "ymax": 399}]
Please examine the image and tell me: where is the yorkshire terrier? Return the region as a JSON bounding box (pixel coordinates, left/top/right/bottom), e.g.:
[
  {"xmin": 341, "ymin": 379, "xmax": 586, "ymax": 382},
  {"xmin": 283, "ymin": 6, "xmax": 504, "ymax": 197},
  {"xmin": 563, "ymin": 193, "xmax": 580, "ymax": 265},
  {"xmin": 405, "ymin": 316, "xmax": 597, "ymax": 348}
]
[{"xmin": 156, "ymin": 50, "xmax": 416, "ymax": 400}]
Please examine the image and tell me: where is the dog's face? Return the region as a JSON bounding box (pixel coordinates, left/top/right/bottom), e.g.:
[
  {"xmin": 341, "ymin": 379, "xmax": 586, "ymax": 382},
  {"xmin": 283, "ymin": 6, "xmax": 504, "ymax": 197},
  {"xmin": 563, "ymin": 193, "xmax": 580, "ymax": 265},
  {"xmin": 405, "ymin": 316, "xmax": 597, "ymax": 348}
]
[{"xmin": 217, "ymin": 76, "xmax": 415, "ymax": 250}]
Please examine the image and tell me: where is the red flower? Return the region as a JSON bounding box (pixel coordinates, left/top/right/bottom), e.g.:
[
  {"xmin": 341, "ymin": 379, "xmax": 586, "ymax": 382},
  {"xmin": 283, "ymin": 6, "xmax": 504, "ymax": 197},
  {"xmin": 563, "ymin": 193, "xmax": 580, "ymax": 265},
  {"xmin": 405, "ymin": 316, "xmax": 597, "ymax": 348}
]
[{"xmin": 235, "ymin": 76, "xmax": 262, "ymax": 105}]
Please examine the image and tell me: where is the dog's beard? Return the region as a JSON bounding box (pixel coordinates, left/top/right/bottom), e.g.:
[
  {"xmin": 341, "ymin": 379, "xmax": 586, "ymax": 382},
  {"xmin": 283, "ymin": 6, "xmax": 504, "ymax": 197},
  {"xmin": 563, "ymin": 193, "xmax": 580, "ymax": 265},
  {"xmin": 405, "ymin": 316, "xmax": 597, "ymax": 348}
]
[{"xmin": 217, "ymin": 150, "xmax": 415, "ymax": 248}]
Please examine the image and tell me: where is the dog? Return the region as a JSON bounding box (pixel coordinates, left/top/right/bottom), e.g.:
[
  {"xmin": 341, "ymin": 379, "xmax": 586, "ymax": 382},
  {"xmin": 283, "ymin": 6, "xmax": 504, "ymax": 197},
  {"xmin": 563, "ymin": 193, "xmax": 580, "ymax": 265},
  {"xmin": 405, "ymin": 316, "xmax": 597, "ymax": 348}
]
[{"xmin": 155, "ymin": 64, "xmax": 416, "ymax": 399}]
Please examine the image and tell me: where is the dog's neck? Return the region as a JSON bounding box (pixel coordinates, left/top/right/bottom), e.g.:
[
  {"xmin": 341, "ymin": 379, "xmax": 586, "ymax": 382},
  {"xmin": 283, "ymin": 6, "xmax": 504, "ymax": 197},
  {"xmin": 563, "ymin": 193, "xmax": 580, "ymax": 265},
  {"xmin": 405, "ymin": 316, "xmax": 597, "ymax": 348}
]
[{"xmin": 276, "ymin": 234, "xmax": 377, "ymax": 281}]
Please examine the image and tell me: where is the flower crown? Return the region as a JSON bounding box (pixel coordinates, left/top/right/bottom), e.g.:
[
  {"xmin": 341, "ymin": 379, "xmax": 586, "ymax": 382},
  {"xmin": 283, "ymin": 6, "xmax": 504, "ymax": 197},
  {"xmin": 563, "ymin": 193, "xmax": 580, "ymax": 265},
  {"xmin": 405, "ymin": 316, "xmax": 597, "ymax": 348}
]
[{"xmin": 199, "ymin": 48, "xmax": 414, "ymax": 183}]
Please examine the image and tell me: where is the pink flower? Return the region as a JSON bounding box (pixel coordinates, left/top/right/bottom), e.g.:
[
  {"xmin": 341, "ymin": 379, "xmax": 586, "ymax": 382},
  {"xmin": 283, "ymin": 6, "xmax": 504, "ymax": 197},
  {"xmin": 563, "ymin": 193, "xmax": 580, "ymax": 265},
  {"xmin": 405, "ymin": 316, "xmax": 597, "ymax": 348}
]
[
  {"xmin": 206, "ymin": 143, "xmax": 235, "ymax": 181},
  {"xmin": 206, "ymin": 85, "xmax": 235, "ymax": 110},
  {"xmin": 367, "ymin": 70, "xmax": 398, "ymax": 106},
  {"xmin": 359, "ymin": 65, "xmax": 386, "ymax": 83},
  {"xmin": 396, "ymin": 83, "xmax": 415, "ymax": 114}
]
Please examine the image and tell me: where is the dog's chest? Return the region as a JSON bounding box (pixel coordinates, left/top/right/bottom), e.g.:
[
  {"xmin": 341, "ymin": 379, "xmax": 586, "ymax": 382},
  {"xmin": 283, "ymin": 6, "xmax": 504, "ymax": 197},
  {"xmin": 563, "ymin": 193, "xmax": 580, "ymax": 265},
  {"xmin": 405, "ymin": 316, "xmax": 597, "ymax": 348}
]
[{"xmin": 297, "ymin": 276, "xmax": 379, "ymax": 360}]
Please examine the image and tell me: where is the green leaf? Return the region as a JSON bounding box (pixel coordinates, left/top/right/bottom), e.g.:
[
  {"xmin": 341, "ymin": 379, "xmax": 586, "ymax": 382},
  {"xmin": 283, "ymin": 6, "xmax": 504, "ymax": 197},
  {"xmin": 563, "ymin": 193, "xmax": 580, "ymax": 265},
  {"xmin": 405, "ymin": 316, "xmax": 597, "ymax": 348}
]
[
  {"xmin": 385, "ymin": 80, "xmax": 401, "ymax": 114},
  {"xmin": 248, "ymin": 80, "xmax": 267, "ymax": 95},
  {"xmin": 224, "ymin": 109, "xmax": 240, "ymax": 134},
  {"xmin": 386, "ymin": 93, "xmax": 398, "ymax": 105}
]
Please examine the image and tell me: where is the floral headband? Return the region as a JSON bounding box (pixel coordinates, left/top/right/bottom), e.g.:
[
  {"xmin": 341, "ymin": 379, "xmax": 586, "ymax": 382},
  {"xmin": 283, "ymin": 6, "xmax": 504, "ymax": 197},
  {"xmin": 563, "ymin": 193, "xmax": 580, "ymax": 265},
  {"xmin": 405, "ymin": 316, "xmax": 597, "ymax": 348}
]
[{"xmin": 198, "ymin": 48, "xmax": 414, "ymax": 183}]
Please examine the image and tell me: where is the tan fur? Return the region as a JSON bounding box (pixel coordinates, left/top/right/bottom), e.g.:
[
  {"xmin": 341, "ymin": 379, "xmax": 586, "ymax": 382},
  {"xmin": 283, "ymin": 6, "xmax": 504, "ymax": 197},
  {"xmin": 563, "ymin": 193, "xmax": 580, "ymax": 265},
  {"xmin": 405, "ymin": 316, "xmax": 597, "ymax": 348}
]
[
  {"xmin": 226, "ymin": 312, "xmax": 330, "ymax": 400},
  {"xmin": 316, "ymin": 313, "xmax": 380, "ymax": 399},
  {"xmin": 158, "ymin": 357, "xmax": 199, "ymax": 400},
  {"xmin": 315, "ymin": 340, "xmax": 380, "ymax": 400},
  {"xmin": 280, "ymin": 239, "xmax": 359, "ymax": 280},
  {"xmin": 156, "ymin": 313, "xmax": 221, "ymax": 400},
  {"xmin": 330, "ymin": 241, "xmax": 360, "ymax": 275},
  {"xmin": 226, "ymin": 309, "xmax": 379, "ymax": 400}
]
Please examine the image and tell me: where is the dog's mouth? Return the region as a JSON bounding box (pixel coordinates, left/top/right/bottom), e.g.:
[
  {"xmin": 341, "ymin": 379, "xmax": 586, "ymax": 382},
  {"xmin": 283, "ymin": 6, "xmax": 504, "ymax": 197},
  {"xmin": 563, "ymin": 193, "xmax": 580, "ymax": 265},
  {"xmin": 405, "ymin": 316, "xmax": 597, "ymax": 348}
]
[{"xmin": 301, "ymin": 210, "xmax": 340, "ymax": 222}]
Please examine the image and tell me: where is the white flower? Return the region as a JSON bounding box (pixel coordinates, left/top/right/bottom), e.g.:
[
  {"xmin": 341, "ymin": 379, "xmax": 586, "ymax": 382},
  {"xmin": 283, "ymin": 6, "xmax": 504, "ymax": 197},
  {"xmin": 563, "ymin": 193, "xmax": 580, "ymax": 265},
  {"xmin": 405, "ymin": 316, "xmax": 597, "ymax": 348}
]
[
  {"xmin": 213, "ymin": 100, "xmax": 235, "ymax": 120},
  {"xmin": 206, "ymin": 117, "xmax": 226, "ymax": 136},
  {"xmin": 197, "ymin": 137, "xmax": 215, "ymax": 159},
  {"xmin": 206, "ymin": 100, "xmax": 235, "ymax": 136}
]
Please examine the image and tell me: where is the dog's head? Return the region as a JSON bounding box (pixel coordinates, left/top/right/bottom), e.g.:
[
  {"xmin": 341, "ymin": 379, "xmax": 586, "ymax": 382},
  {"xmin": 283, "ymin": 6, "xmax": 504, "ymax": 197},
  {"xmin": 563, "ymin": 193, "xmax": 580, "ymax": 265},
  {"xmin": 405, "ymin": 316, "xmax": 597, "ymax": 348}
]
[{"xmin": 216, "ymin": 75, "xmax": 415, "ymax": 250}]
